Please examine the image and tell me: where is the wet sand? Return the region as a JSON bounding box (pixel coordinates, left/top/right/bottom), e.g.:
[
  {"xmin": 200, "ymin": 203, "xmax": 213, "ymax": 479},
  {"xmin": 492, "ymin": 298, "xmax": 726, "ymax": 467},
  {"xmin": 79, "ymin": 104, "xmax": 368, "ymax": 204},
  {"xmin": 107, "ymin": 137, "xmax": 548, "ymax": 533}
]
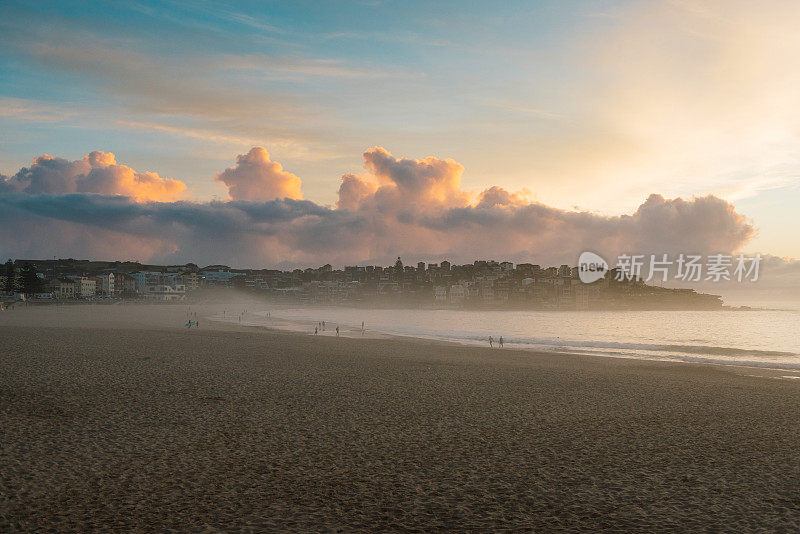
[{"xmin": 1, "ymin": 304, "xmax": 799, "ymax": 531}]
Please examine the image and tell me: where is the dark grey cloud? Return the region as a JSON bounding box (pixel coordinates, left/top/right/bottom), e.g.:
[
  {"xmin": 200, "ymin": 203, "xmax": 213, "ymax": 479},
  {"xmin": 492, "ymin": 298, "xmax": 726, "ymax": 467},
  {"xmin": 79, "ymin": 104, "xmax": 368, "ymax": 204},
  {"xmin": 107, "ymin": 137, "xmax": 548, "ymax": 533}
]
[{"xmin": 0, "ymin": 146, "xmax": 761, "ymax": 272}]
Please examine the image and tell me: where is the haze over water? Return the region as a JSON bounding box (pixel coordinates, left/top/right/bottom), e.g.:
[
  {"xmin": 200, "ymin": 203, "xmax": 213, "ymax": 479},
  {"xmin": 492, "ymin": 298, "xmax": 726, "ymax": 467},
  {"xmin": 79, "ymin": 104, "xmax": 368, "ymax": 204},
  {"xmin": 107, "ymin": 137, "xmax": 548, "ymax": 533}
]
[{"xmin": 240, "ymin": 308, "xmax": 800, "ymax": 370}]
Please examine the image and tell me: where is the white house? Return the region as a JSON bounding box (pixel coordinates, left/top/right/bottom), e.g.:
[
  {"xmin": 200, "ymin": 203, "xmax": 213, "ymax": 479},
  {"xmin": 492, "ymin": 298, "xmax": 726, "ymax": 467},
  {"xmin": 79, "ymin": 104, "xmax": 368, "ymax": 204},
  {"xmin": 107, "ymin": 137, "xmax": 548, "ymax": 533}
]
[
  {"xmin": 433, "ymin": 286, "xmax": 448, "ymax": 302},
  {"xmin": 142, "ymin": 284, "xmax": 186, "ymax": 301},
  {"xmin": 449, "ymin": 283, "xmax": 467, "ymax": 304},
  {"xmin": 79, "ymin": 277, "xmax": 96, "ymax": 298}
]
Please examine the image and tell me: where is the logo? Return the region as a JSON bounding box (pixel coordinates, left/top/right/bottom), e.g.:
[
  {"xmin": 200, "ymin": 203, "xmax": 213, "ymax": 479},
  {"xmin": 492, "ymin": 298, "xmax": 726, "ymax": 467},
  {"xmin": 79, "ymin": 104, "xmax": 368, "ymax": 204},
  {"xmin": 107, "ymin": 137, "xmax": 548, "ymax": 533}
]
[{"xmin": 578, "ymin": 251, "xmax": 608, "ymax": 283}]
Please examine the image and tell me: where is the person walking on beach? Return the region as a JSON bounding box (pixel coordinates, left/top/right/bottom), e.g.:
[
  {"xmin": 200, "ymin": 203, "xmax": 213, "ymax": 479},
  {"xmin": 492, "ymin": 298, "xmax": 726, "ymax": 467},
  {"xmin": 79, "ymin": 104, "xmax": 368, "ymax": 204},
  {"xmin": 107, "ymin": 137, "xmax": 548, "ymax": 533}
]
[
  {"xmin": 499, "ymin": 336, "xmax": 504, "ymax": 348},
  {"xmin": 314, "ymin": 326, "xmax": 318, "ymax": 335},
  {"xmin": 336, "ymin": 326, "xmax": 340, "ymax": 337},
  {"xmin": 361, "ymin": 321, "xmax": 365, "ymax": 335},
  {"xmin": 489, "ymin": 336, "xmax": 494, "ymax": 348},
  {"xmin": 322, "ymin": 321, "xmax": 326, "ymax": 331}
]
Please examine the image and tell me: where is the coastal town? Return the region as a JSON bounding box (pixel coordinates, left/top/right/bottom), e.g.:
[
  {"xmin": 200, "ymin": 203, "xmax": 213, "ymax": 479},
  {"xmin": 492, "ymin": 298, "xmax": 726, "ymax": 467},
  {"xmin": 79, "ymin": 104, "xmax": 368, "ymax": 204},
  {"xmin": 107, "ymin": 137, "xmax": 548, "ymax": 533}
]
[{"xmin": 1, "ymin": 257, "xmax": 724, "ymax": 310}]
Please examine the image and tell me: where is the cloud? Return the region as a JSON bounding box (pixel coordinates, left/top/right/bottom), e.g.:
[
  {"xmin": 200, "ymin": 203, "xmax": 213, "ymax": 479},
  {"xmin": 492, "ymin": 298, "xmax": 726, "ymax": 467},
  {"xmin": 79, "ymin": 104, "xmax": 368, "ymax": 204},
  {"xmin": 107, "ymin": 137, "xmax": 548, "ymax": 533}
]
[
  {"xmin": 475, "ymin": 186, "xmax": 531, "ymax": 209},
  {"xmin": 0, "ymin": 18, "xmax": 331, "ymax": 161},
  {"xmin": 17, "ymin": 39, "xmax": 302, "ymax": 124},
  {"xmin": 0, "ymin": 97, "xmax": 77, "ymax": 122},
  {"xmin": 336, "ymin": 147, "xmax": 472, "ymax": 212},
  {"xmin": 215, "ymin": 147, "xmax": 303, "ymax": 201},
  {"xmin": 2, "ymin": 144, "xmax": 795, "ymax": 305},
  {"xmin": 336, "ymin": 173, "xmax": 377, "ymax": 210},
  {"xmin": 628, "ymin": 193, "xmax": 754, "ymax": 256},
  {"xmin": 0, "ymin": 151, "xmax": 185, "ymax": 201},
  {"xmin": 1, "ymin": 147, "xmax": 756, "ymax": 271}
]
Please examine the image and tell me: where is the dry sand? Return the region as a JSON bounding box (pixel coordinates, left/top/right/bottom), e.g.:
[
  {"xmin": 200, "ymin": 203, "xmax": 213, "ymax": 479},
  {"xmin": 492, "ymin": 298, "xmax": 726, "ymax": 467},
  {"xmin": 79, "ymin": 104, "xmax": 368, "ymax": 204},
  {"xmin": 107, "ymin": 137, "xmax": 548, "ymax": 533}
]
[{"xmin": 1, "ymin": 304, "xmax": 799, "ymax": 531}]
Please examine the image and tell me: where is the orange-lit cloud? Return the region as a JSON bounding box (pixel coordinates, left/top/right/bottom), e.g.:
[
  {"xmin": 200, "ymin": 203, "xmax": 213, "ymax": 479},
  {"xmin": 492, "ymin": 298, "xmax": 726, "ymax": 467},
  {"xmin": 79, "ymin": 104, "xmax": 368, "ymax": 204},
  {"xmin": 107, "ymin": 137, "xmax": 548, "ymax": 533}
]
[
  {"xmin": 0, "ymin": 151, "xmax": 185, "ymax": 202},
  {"xmin": 0, "ymin": 146, "xmax": 757, "ymax": 272},
  {"xmin": 338, "ymin": 148, "xmax": 537, "ymax": 214},
  {"xmin": 215, "ymin": 147, "xmax": 303, "ymax": 201},
  {"xmin": 336, "ymin": 147, "xmax": 471, "ymax": 212}
]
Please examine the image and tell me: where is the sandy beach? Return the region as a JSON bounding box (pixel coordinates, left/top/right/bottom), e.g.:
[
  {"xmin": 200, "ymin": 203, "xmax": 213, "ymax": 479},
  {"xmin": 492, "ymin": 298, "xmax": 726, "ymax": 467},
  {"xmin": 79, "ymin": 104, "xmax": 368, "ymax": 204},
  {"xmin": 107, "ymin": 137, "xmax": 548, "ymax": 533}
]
[{"xmin": 1, "ymin": 304, "xmax": 799, "ymax": 531}]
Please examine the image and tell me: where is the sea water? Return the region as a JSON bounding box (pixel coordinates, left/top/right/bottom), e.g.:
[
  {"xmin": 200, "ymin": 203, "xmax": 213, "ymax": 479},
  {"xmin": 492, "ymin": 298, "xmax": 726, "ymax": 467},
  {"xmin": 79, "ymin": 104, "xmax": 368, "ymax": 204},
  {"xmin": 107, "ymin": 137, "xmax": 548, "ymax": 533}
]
[{"xmin": 231, "ymin": 307, "xmax": 800, "ymax": 370}]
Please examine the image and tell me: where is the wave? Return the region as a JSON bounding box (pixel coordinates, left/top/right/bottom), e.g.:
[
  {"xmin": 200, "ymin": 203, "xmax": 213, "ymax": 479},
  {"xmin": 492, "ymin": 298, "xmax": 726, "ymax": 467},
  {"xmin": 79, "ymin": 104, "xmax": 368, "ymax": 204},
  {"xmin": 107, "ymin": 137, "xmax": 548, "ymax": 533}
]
[
  {"xmin": 481, "ymin": 336, "xmax": 799, "ymax": 359},
  {"xmin": 389, "ymin": 329, "xmax": 798, "ymax": 359},
  {"xmin": 252, "ymin": 308, "xmax": 800, "ymax": 369}
]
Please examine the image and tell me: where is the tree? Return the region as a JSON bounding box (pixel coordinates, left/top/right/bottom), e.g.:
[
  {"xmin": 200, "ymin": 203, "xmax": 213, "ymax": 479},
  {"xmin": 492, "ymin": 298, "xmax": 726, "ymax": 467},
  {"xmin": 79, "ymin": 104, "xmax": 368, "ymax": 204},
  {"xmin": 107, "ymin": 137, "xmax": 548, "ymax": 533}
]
[
  {"xmin": 20, "ymin": 262, "xmax": 42, "ymax": 295},
  {"xmin": 3, "ymin": 260, "xmax": 15, "ymax": 293}
]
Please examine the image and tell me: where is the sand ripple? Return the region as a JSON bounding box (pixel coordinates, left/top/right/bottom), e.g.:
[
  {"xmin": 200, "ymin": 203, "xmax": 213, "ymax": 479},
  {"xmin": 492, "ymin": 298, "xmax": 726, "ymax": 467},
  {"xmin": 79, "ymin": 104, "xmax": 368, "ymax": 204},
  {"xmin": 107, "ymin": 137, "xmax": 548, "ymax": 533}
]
[{"xmin": 1, "ymin": 325, "xmax": 799, "ymax": 531}]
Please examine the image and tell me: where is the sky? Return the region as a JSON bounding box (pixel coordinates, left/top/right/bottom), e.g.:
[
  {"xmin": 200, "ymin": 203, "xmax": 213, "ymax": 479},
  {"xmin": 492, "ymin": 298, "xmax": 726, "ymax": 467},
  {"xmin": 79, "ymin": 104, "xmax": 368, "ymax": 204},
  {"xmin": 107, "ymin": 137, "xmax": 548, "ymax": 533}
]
[{"xmin": 1, "ymin": 0, "xmax": 799, "ymax": 301}]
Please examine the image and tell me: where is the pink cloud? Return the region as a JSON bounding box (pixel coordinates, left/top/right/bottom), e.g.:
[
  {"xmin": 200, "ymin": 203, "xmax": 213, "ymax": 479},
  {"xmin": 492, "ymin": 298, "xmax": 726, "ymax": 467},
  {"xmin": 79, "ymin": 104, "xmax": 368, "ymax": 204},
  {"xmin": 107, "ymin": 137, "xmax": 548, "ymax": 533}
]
[
  {"xmin": 336, "ymin": 173, "xmax": 377, "ymax": 210},
  {"xmin": 337, "ymin": 147, "xmax": 471, "ymax": 212},
  {"xmin": 215, "ymin": 147, "xmax": 303, "ymax": 201},
  {"xmin": 0, "ymin": 151, "xmax": 185, "ymax": 202},
  {"xmin": 0, "ymin": 146, "xmax": 756, "ymax": 272}
]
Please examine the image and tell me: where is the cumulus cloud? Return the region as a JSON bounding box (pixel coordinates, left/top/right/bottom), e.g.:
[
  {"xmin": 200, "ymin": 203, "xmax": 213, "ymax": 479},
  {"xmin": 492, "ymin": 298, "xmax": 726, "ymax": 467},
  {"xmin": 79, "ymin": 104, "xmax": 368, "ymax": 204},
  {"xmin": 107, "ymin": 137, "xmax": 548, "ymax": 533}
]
[
  {"xmin": 1, "ymin": 146, "xmax": 757, "ymax": 273},
  {"xmin": 359, "ymin": 146, "xmax": 471, "ymax": 210},
  {"xmin": 336, "ymin": 173, "xmax": 377, "ymax": 210},
  {"xmin": 628, "ymin": 194, "xmax": 755, "ymax": 256},
  {"xmin": 337, "ymin": 148, "xmax": 536, "ymax": 213},
  {"xmin": 215, "ymin": 147, "xmax": 303, "ymax": 201},
  {"xmin": 475, "ymin": 186, "xmax": 531, "ymax": 209},
  {"xmin": 0, "ymin": 151, "xmax": 185, "ymax": 201}
]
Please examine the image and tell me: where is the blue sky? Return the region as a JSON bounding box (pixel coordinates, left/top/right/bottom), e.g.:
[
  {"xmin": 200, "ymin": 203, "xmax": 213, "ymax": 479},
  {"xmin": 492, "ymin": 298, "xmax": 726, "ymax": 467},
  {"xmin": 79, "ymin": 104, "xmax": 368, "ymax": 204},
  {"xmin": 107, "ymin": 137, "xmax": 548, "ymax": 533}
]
[{"xmin": 1, "ymin": 0, "xmax": 799, "ymax": 259}]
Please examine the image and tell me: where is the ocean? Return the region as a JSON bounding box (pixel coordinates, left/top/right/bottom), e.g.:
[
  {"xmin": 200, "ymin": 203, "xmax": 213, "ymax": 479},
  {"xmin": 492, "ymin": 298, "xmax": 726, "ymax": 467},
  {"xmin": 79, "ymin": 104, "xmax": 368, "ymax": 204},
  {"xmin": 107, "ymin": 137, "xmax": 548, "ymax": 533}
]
[{"xmin": 217, "ymin": 307, "xmax": 800, "ymax": 370}]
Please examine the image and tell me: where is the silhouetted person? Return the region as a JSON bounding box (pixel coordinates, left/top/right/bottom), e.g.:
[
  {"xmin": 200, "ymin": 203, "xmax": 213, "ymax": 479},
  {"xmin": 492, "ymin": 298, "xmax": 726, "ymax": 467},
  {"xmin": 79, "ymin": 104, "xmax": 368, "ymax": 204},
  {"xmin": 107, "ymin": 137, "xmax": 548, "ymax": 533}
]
[
  {"xmin": 499, "ymin": 336, "xmax": 504, "ymax": 348},
  {"xmin": 489, "ymin": 336, "xmax": 494, "ymax": 348},
  {"xmin": 314, "ymin": 326, "xmax": 318, "ymax": 335},
  {"xmin": 336, "ymin": 326, "xmax": 340, "ymax": 337}
]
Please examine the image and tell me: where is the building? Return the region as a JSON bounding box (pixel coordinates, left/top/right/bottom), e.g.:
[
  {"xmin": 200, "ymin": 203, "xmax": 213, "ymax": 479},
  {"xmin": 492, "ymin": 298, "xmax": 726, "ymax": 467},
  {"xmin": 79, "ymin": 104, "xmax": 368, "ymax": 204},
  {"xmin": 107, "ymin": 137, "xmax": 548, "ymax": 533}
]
[
  {"xmin": 481, "ymin": 283, "xmax": 495, "ymax": 302},
  {"xmin": 449, "ymin": 283, "xmax": 467, "ymax": 304},
  {"xmin": 113, "ymin": 273, "xmax": 135, "ymax": 296},
  {"xmin": 183, "ymin": 272, "xmax": 199, "ymax": 291},
  {"xmin": 160, "ymin": 273, "xmax": 184, "ymax": 287},
  {"xmin": 78, "ymin": 277, "xmax": 96, "ymax": 298},
  {"xmin": 48, "ymin": 278, "xmax": 76, "ymax": 299},
  {"xmin": 243, "ymin": 274, "xmax": 270, "ymax": 290},
  {"xmin": 133, "ymin": 271, "xmax": 162, "ymax": 291},
  {"xmin": 98, "ymin": 273, "xmax": 115, "ymax": 296},
  {"xmin": 130, "ymin": 271, "xmax": 188, "ymax": 295},
  {"xmin": 123, "ymin": 276, "xmax": 137, "ymax": 296},
  {"xmin": 201, "ymin": 269, "xmax": 244, "ymax": 287},
  {"xmin": 433, "ymin": 286, "xmax": 448, "ymax": 303},
  {"xmin": 141, "ymin": 283, "xmax": 186, "ymax": 301}
]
